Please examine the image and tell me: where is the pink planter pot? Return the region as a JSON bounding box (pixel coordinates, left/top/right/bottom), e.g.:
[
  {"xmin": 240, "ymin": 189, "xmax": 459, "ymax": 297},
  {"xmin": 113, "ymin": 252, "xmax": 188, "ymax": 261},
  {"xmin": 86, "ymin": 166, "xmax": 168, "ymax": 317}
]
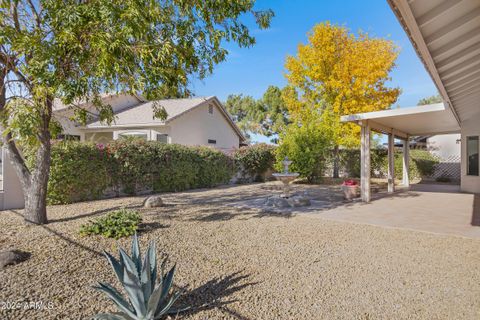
[{"xmin": 341, "ymin": 185, "xmax": 359, "ymax": 200}]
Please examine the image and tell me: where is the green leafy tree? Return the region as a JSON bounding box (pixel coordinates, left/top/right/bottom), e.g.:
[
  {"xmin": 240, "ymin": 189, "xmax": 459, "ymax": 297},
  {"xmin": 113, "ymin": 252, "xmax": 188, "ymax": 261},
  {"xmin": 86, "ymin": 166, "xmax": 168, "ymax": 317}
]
[
  {"xmin": 418, "ymin": 94, "xmax": 442, "ymax": 105},
  {"xmin": 276, "ymin": 109, "xmax": 334, "ymax": 182},
  {"xmin": 224, "ymin": 93, "xmax": 258, "ymax": 141},
  {"xmin": 225, "ymin": 85, "xmax": 289, "ymax": 143},
  {"xmin": 0, "ymin": 0, "xmax": 273, "ymax": 224}
]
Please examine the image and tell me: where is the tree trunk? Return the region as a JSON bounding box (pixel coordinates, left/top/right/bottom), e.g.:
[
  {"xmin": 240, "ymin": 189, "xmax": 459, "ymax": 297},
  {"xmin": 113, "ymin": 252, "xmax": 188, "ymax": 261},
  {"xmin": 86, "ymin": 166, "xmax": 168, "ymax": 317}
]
[
  {"xmin": 0, "ymin": 72, "xmax": 52, "ymax": 224},
  {"xmin": 23, "ymin": 141, "xmax": 51, "ymax": 224},
  {"xmin": 333, "ymin": 145, "xmax": 340, "ymax": 178}
]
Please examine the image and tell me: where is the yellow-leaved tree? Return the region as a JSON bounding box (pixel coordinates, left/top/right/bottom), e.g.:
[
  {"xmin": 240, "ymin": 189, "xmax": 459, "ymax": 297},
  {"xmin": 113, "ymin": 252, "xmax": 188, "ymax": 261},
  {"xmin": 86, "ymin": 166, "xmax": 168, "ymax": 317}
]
[{"xmin": 283, "ymin": 22, "xmax": 400, "ymax": 177}]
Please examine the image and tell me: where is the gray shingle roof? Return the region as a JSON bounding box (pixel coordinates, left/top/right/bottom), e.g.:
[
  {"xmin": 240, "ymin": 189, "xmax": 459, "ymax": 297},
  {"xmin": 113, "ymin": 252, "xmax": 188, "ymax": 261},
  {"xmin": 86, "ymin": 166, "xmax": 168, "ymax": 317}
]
[{"xmin": 87, "ymin": 96, "xmax": 213, "ymax": 127}]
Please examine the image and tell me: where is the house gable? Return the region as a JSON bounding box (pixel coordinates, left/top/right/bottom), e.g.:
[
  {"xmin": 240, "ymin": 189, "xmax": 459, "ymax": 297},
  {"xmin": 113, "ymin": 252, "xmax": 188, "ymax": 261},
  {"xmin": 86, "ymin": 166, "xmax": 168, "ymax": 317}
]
[{"xmin": 167, "ymin": 99, "xmax": 241, "ymax": 151}]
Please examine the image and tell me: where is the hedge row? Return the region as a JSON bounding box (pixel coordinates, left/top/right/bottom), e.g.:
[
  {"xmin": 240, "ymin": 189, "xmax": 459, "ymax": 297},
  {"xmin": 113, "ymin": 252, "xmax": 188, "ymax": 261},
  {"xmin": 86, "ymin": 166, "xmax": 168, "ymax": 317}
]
[
  {"xmin": 339, "ymin": 149, "xmax": 439, "ymax": 180},
  {"xmin": 47, "ymin": 140, "xmax": 439, "ymax": 204},
  {"xmin": 48, "ymin": 140, "xmax": 234, "ymax": 204},
  {"xmin": 233, "ymin": 143, "xmax": 276, "ymax": 182}
]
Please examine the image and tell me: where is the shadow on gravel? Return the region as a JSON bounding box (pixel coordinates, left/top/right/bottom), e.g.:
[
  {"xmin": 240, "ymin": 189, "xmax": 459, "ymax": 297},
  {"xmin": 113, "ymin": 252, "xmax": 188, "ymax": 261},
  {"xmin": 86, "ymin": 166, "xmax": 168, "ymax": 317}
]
[
  {"xmin": 10, "ymin": 210, "xmax": 104, "ymax": 257},
  {"xmin": 177, "ymin": 271, "xmax": 257, "ymax": 320},
  {"xmin": 48, "ymin": 206, "xmax": 122, "ymax": 223},
  {"xmin": 48, "ymin": 202, "xmax": 143, "ymax": 223},
  {"xmin": 139, "ymin": 221, "xmax": 169, "ymax": 233},
  {"xmin": 185, "ymin": 206, "xmax": 293, "ymax": 222}
]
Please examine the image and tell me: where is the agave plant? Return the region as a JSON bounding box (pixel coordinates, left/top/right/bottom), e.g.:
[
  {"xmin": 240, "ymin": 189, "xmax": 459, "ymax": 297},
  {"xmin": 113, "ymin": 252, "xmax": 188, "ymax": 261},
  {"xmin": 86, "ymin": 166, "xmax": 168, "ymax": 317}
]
[{"xmin": 93, "ymin": 234, "xmax": 183, "ymax": 320}]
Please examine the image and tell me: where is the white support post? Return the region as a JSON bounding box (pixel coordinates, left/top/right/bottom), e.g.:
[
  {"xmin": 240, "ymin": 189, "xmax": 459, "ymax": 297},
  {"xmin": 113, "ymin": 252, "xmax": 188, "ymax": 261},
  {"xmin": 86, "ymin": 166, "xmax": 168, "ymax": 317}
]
[
  {"xmin": 360, "ymin": 122, "xmax": 371, "ymax": 202},
  {"xmin": 387, "ymin": 133, "xmax": 395, "ymax": 193},
  {"xmin": 402, "ymin": 136, "xmax": 410, "ymax": 187}
]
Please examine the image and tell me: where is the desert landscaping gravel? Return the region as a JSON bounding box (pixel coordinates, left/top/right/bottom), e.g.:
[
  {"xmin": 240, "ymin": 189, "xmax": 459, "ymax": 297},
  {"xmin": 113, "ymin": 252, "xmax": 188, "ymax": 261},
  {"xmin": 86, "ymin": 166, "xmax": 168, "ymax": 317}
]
[{"xmin": 0, "ymin": 183, "xmax": 479, "ymax": 319}]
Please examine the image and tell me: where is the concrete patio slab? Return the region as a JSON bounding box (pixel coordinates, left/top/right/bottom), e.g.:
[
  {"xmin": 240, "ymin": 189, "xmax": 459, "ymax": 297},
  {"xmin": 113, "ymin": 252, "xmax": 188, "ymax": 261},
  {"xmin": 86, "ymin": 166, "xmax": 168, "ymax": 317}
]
[{"xmin": 319, "ymin": 184, "xmax": 480, "ymax": 239}]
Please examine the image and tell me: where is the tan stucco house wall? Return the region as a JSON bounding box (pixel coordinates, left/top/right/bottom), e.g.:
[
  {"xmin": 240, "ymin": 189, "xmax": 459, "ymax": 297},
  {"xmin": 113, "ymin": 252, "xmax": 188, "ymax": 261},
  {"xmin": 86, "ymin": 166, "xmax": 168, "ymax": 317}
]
[{"xmin": 169, "ymin": 101, "xmax": 240, "ymax": 151}]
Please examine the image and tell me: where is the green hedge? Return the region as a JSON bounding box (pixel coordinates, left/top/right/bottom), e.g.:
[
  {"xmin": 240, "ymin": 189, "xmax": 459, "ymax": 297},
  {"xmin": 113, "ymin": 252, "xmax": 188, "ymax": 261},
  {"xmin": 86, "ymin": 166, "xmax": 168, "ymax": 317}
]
[
  {"xmin": 339, "ymin": 148, "xmax": 439, "ymax": 180},
  {"xmin": 233, "ymin": 143, "xmax": 276, "ymax": 182},
  {"xmin": 48, "ymin": 142, "xmax": 110, "ymax": 204},
  {"xmin": 48, "ymin": 140, "xmax": 234, "ymax": 204}
]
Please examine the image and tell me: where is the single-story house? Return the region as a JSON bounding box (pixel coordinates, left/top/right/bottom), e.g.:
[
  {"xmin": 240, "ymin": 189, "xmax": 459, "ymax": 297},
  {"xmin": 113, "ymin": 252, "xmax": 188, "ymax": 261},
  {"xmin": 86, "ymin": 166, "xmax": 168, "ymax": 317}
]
[
  {"xmin": 0, "ymin": 94, "xmax": 245, "ymax": 210},
  {"xmin": 54, "ymin": 93, "xmax": 245, "ymax": 152},
  {"xmin": 342, "ymin": 0, "xmax": 480, "ymax": 200}
]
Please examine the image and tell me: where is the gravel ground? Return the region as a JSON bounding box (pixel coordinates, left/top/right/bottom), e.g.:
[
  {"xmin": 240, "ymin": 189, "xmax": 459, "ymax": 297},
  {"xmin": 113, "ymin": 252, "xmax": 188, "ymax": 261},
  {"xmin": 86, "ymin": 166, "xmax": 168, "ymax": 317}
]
[{"xmin": 0, "ymin": 183, "xmax": 479, "ymax": 320}]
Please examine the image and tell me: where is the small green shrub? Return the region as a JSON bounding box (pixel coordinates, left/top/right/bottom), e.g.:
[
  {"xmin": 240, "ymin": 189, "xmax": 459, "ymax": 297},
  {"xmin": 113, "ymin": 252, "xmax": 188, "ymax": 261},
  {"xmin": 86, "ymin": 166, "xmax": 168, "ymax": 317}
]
[
  {"xmin": 79, "ymin": 209, "xmax": 142, "ymax": 239},
  {"xmin": 276, "ymin": 122, "xmax": 332, "ymax": 183},
  {"xmin": 233, "ymin": 143, "xmax": 276, "ymax": 182}
]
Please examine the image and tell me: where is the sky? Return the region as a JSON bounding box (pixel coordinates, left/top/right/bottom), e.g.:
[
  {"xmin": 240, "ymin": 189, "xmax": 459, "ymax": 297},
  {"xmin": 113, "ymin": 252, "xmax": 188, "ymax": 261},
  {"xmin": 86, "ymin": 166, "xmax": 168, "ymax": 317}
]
[{"xmin": 190, "ymin": 0, "xmax": 439, "ymax": 142}]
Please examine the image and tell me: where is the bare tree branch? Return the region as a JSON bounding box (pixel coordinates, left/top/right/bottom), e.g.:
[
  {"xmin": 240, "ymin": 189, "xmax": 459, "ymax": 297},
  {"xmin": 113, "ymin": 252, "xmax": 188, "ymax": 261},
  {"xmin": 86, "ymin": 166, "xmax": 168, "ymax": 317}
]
[
  {"xmin": 26, "ymin": 0, "xmax": 42, "ymax": 30},
  {"xmin": 11, "ymin": 1, "xmax": 21, "ymax": 31}
]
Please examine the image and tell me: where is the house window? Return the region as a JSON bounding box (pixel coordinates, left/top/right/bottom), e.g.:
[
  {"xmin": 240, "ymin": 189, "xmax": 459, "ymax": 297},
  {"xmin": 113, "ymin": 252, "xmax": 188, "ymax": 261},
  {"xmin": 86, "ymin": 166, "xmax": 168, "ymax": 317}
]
[
  {"xmin": 208, "ymin": 139, "xmax": 216, "ymax": 144},
  {"xmin": 467, "ymin": 136, "xmax": 479, "ymax": 176},
  {"xmin": 208, "ymin": 104, "xmax": 213, "ymax": 114},
  {"xmin": 156, "ymin": 134, "xmax": 169, "ymax": 143},
  {"xmin": 118, "ymin": 132, "xmax": 148, "ymax": 141},
  {"xmin": 57, "ymin": 134, "xmax": 81, "ymax": 141}
]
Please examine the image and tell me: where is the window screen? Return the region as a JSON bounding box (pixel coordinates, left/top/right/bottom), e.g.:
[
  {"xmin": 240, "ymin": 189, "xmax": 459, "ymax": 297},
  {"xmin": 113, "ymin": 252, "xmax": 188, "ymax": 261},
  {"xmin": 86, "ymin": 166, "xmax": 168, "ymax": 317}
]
[
  {"xmin": 467, "ymin": 136, "xmax": 479, "ymax": 176},
  {"xmin": 156, "ymin": 134, "xmax": 168, "ymax": 143}
]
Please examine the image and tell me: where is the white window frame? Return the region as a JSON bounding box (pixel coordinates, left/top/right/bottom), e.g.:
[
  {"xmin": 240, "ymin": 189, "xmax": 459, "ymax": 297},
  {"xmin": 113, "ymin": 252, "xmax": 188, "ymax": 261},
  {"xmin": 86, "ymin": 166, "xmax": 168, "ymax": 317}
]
[
  {"xmin": 156, "ymin": 133, "xmax": 170, "ymax": 144},
  {"xmin": 114, "ymin": 130, "xmax": 151, "ymax": 141}
]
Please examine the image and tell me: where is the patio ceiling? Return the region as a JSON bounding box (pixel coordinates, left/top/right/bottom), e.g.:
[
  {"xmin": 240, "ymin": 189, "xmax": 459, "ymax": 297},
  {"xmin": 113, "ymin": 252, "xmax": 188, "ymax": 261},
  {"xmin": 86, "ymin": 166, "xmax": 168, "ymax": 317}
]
[
  {"xmin": 340, "ymin": 103, "xmax": 460, "ymax": 138},
  {"xmin": 387, "ymin": 0, "xmax": 480, "ymax": 123}
]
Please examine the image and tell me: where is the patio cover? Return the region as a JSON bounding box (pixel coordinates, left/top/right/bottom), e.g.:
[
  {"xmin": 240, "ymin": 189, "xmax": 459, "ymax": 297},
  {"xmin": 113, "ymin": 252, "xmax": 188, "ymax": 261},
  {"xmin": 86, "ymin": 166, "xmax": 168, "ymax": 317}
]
[
  {"xmin": 341, "ymin": 103, "xmax": 460, "ymax": 203},
  {"xmin": 340, "ymin": 103, "xmax": 460, "ymax": 139}
]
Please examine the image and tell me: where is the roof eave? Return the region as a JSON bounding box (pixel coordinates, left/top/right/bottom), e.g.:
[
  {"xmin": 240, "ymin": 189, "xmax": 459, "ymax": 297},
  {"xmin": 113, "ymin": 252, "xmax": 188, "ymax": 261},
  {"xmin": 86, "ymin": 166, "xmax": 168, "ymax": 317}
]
[{"xmin": 386, "ymin": 0, "xmax": 462, "ymax": 126}]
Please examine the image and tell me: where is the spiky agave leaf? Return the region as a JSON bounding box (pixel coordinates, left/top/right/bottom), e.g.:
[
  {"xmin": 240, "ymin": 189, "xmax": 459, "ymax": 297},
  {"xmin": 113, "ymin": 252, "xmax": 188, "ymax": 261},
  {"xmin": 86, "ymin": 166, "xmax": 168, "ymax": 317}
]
[
  {"xmin": 118, "ymin": 247, "xmax": 139, "ymax": 277},
  {"xmin": 92, "ymin": 282, "xmax": 136, "ymax": 319},
  {"xmin": 147, "ymin": 241, "xmax": 157, "ymax": 290},
  {"xmin": 103, "ymin": 250, "xmax": 124, "ymax": 284},
  {"xmin": 92, "ymin": 312, "xmax": 135, "ymax": 320},
  {"xmin": 122, "ymin": 267, "xmax": 147, "ymax": 317},
  {"xmin": 154, "ymin": 291, "xmax": 182, "ymax": 320},
  {"xmin": 94, "ymin": 234, "xmax": 185, "ymax": 320},
  {"xmin": 158, "ymin": 265, "xmax": 176, "ymax": 309},
  {"xmin": 131, "ymin": 233, "xmax": 141, "ymax": 276},
  {"xmin": 140, "ymin": 250, "xmax": 153, "ymax": 302}
]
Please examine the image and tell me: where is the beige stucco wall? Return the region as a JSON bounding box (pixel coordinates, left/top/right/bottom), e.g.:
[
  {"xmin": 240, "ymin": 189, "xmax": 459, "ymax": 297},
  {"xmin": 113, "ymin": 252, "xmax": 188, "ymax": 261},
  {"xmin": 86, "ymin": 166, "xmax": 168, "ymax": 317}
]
[
  {"xmin": 427, "ymin": 134, "xmax": 461, "ymax": 160},
  {"xmin": 0, "ymin": 147, "xmax": 25, "ymax": 210},
  {"xmin": 168, "ymin": 101, "xmax": 240, "ymax": 151},
  {"xmin": 460, "ymin": 112, "xmax": 480, "ymax": 193}
]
